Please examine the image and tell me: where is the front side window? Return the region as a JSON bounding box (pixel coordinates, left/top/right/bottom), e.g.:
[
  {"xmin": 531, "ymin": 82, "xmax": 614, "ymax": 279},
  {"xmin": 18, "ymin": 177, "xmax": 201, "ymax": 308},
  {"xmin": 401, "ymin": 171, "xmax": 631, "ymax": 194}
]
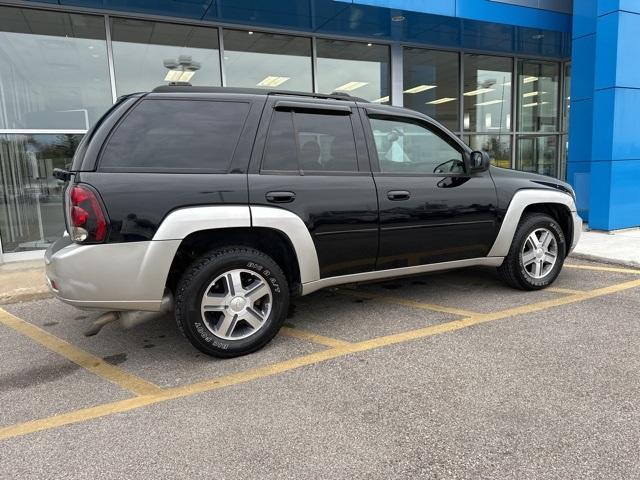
[
  {"xmin": 100, "ymin": 99, "xmax": 250, "ymax": 171},
  {"xmin": 369, "ymin": 117, "xmax": 464, "ymax": 174},
  {"xmin": 261, "ymin": 110, "xmax": 358, "ymax": 173}
]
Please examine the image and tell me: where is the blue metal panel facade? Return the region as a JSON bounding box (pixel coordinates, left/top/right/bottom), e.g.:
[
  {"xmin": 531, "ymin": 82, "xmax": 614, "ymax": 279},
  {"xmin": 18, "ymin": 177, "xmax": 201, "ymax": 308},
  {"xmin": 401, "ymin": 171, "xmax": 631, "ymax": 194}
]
[
  {"xmin": 21, "ymin": 0, "xmax": 570, "ymax": 57},
  {"xmin": 568, "ymin": 0, "xmax": 640, "ymax": 229}
]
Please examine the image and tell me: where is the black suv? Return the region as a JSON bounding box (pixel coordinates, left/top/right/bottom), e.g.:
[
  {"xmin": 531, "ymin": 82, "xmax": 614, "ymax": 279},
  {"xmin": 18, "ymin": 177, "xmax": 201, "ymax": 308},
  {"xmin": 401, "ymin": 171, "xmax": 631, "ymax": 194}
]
[{"xmin": 46, "ymin": 86, "xmax": 581, "ymax": 357}]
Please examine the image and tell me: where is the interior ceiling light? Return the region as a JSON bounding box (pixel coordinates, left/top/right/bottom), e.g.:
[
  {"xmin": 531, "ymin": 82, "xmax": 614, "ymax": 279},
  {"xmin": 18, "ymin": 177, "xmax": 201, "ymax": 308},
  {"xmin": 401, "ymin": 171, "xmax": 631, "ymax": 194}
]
[
  {"xmin": 475, "ymin": 99, "xmax": 503, "ymax": 106},
  {"xmin": 334, "ymin": 81, "xmax": 368, "ymax": 91},
  {"xmin": 256, "ymin": 76, "xmax": 290, "ymax": 87},
  {"xmin": 523, "ymin": 101, "xmax": 549, "ymax": 108},
  {"xmin": 426, "ymin": 97, "xmax": 455, "ymax": 105},
  {"xmin": 372, "ymin": 96, "xmax": 389, "ymax": 103},
  {"xmin": 391, "ymin": 15, "xmax": 405, "ymax": 22},
  {"xmin": 464, "ymin": 88, "xmax": 495, "ymax": 96},
  {"xmin": 403, "ymin": 84, "xmax": 436, "ymax": 94},
  {"xmin": 164, "ymin": 70, "xmax": 195, "ymax": 82},
  {"xmin": 523, "ymin": 91, "xmax": 546, "ymax": 98},
  {"xmin": 523, "ymin": 76, "xmax": 538, "ymax": 84}
]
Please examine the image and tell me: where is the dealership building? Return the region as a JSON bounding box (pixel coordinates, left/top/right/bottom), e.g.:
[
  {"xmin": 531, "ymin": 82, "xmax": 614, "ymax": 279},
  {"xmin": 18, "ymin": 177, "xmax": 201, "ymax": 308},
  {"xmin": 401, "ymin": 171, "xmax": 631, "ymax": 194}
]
[{"xmin": 0, "ymin": 0, "xmax": 636, "ymax": 262}]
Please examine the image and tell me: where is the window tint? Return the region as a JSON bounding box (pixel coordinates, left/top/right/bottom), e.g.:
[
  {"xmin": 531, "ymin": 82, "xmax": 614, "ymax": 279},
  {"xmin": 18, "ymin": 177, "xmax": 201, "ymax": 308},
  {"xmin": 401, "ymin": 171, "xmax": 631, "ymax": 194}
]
[
  {"xmin": 296, "ymin": 112, "xmax": 358, "ymax": 172},
  {"xmin": 262, "ymin": 111, "xmax": 298, "ymax": 171},
  {"xmin": 261, "ymin": 110, "xmax": 359, "ymax": 173},
  {"xmin": 100, "ymin": 99, "xmax": 250, "ymax": 171},
  {"xmin": 369, "ymin": 117, "xmax": 464, "ymax": 174}
]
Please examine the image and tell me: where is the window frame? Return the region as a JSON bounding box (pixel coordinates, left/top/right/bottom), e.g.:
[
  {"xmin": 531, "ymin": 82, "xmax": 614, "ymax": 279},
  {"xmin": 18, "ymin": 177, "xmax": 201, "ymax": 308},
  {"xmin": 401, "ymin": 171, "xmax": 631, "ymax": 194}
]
[
  {"xmin": 97, "ymin": 97, "xmax": 252, "ymax": 174},
  {"xmin": 361, "ymin": 109, "xmax": 470, "ymax": 177},
  {"xmin": 258, "ymin": 104, "xmax": 367, "ymax": 176}
]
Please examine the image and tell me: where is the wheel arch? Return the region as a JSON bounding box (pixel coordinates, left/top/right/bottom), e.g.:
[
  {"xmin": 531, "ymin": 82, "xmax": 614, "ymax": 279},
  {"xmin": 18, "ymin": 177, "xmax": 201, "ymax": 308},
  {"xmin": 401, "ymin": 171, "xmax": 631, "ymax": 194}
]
[
  {"xmin": 488, "ymin": 189, "xmax": 577, "ymax": 258},
  {"xmin": 165, "ymin": 227, "xmax": 303, "ymax": 295}
]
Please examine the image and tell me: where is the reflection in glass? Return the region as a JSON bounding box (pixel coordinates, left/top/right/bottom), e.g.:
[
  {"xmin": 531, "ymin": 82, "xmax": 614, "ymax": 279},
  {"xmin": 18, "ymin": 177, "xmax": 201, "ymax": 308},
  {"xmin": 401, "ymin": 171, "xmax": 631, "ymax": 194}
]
[
  {"xmin": 316, "ymin": 40, "xmax": 390, "ymax": 102},
  {"xmin": 516, "ymin": 135, "xmax": 558, "ymax": 177},
  {"xmin": 403, "ymin": 48, "xmax": 459, "ymax": 130},
  {"xmin": 518, "ymin": 60, "xmax": 559, "ymax": 132},
  {"xmin": 0, "ymin": 134, "xmax": 82, "ymax": 252},
  {"xmin": 0, "ymin": 6, "xmax": 112, "ymax": 129},
  {"xmin": 223, "ymin": 30, "xmax": 312, "ymax": 91},
  {"xmin": 111, "ymin": 18, "xmax": 221, "ymax": 95},
  {"xmin": 463, "ymin": 54, "xmax": 512, "ymax": 133},
  {"xmin": 465, "ymin": 135, "xmax": 511, "ymax": 169},
  {"xmin": 562, "ymin": 62, "xmax": 571, "ymax": 132}
]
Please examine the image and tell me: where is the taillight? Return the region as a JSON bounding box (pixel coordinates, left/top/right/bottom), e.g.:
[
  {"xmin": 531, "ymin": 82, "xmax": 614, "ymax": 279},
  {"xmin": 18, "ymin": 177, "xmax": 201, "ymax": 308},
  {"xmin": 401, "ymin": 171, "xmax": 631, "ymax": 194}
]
[{"xmin": 66, "ymin": 184, "xmax": 108, "ymax": 243}]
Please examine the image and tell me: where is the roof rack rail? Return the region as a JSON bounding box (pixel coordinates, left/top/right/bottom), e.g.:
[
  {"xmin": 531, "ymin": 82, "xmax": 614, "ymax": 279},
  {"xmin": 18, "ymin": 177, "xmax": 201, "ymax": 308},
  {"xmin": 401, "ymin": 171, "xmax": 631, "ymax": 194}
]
[{"xmin": 151, "ymin": 85, "xmax": 369, "ymax": 102}]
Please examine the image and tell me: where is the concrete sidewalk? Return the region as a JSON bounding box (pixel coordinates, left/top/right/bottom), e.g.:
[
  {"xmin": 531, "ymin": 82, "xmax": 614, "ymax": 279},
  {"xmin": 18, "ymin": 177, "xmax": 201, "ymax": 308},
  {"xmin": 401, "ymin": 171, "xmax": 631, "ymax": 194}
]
[
  {"xmin": 572, "ymin": 228, "xmax": 640, "ymax": 268},
  {"xmin": 0, "ymin": 260, "xmax": 49, "ymax": 305}
]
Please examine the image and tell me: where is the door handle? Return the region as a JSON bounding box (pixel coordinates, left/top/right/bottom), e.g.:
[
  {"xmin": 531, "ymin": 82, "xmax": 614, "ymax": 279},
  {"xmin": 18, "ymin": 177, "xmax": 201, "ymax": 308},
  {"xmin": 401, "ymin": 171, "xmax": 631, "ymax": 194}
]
[
  {"xmin": 386, "ymin": 190, "xmax": 411, "ymax": 201},
  {"xmin": 266, "ymin": 191, "xmax": 296, "ymax": 203}
]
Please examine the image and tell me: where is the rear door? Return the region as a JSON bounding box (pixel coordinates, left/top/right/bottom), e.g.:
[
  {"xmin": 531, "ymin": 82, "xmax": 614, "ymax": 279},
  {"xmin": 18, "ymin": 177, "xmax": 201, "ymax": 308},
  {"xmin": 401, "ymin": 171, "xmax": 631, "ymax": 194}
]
[
  {"xmin": 248, "ymin": 97, "xmax": 378, "ymax": 278},
  {"xmin": 361, "ymin": 109, "xmax": 498, "ymax": 270}
]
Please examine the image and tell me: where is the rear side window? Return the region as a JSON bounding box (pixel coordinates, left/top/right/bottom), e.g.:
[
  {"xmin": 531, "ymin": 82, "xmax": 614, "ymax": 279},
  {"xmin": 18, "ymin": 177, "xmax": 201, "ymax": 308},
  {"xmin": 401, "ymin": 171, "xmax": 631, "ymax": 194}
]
[
  {"xmin": 100, "ymin": 99, "xmax": 250, "ymax": 172},
  {"xmin": 261, "ymin": 109, "xmax": 359, "ymax": 173}
]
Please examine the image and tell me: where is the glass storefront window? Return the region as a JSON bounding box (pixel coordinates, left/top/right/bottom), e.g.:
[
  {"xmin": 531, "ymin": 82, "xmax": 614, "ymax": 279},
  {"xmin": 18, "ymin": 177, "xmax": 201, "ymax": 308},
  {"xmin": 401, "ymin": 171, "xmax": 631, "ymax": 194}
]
[
  {"xmin": 0, "ymin": 134, "xmax": 82, "ymax": 252},
  {"xmin": 464, "ymin": 135, "xmax": 512, "ymax": 169},
  {"xmin": 563, "ymin": 62, "xmax": 571, "ymax": 132},
  {"xmin": 518, "ymin": 60, "xmax": 559, "ymax": 132},
  {"xmin": 316, "ymin": 39, "xmax": 390, "ymax": 103},
  {"xmin": 463, "ymin": 54, "xmax": 512, "ymax": 133},
  {"xmin": 0, "ymin": 7, "xmax": 112, "ymax": 130},
  {"xmin": 403, "ymin": 48, "xmax": 459, "ymax": 131},
  {"xmin": 110, "ymin": 18, "xmax": 221, "ymax": 95},
  {"xmin": 516, "ymin": 135, "xmax": 558, "ymax": 177},
  {"xmin": 223, "ymin": 30, "xmax": 312, "ymax": 91}
]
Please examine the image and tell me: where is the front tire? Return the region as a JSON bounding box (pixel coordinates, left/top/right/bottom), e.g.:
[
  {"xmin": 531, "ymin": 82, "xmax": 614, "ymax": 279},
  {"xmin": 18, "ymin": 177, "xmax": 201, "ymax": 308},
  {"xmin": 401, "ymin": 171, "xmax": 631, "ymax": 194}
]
[
  {"xmin": 175, "ymin": 247, "xmax": 289, "ymax": 358},
  {"xmin": 497, "ymin": 213, "xmax": 566, "ymax": 290}
]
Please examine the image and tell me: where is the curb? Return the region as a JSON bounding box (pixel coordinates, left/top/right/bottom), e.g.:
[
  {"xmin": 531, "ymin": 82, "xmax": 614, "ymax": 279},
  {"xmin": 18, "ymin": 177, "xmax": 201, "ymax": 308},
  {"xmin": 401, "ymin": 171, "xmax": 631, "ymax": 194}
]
[
  {"xmin": 569, "ymin": 252, "xmax": 640, "ymax": 270},
  {"xmin": 0, "ymin": 291, "xmax": 52, "ymax": 306}
]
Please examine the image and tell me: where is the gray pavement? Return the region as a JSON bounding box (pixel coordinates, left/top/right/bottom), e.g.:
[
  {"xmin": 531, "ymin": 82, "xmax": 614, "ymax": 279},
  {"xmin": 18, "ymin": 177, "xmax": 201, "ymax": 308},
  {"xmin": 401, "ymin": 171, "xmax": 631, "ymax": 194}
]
[{"xmin": 0, "ymin": 258, "xmax": 639, "ymax": 479}]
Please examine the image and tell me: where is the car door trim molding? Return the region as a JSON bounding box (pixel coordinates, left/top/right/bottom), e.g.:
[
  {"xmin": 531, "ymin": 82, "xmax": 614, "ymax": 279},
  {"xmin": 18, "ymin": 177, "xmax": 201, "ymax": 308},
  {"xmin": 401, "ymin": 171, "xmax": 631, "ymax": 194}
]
[
  {"xmin": 301, "ymin": 257, "xmax": 504, "ymax": 295},
  {"xmin": 487, "ymin": 189, "xmax": 578, "ymax": 257}
]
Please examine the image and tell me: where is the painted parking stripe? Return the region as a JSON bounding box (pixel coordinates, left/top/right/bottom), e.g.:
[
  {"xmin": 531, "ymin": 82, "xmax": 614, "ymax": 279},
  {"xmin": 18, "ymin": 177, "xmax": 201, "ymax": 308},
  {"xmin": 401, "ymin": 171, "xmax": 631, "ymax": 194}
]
[
  {"xmin": 565, "ymin": 263, "xmax": 640, "ymax": 275},
  {"xmin": 337, "ymin": 289, "xmax": 480, "ymax": 317},
  {"xmin": 280, "ymin": 326, "xmax": 351, "ymax": 348},
  {"xmin": 2, "ymin": 276, "xmax": 639, "ymax": 442},
  {"xmin": 0, "ymin": 308, "xmax": 162, "ymax": 397},
  {"xmin": 546, "ymin": 287, "xmax": 586, "ymax": 295}
]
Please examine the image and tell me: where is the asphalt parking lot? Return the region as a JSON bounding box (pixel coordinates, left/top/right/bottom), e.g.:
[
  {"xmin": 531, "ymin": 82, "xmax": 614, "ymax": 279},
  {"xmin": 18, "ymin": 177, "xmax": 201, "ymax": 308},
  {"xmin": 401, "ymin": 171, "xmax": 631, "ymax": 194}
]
[{"xmin": 1, "ymin": 258, "xmax": 639, "ymax": 479}]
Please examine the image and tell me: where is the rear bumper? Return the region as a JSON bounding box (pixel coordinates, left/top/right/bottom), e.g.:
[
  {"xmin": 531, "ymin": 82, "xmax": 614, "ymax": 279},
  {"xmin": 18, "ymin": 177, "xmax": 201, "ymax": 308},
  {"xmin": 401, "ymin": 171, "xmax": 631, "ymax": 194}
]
[
  {"xmin": 570, "ymin": 211, "xmax": 582, "ymax": 253},
  {"xmin": 45, "ymin": 237, "xmax": 180, "ymax": 311}
]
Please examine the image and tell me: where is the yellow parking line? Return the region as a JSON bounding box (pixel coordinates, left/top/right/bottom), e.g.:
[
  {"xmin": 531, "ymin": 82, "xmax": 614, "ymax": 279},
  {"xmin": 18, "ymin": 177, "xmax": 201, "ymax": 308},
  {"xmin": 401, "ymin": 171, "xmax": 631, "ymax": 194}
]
[
  {"xmin": 565, "ymin": 263, "xmax": 640, "ymax": 275},
  {"xmin": 2, "ymin": 276, "xmax": 639, "ymax": 442},
  {"xmin": 280, "ymin": 326, "xmax": 351, "ymax": 348},
  {"xmin": 0, "ymin": 308, "xmax": 162, "ymax": 397},
  {"xmin": 546, "ymin": 287, "xmax": 585, "ymax": 295},
  {"xmin": 337, "ymin": 289, "xmax": 479, "ymax": 317}
]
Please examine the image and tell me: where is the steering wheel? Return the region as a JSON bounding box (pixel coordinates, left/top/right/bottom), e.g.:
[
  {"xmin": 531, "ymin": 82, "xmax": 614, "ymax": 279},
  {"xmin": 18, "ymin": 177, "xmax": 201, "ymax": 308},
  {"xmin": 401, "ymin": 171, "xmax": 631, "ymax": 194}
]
[{"xmin": 433, "ymin": 158, "xmax": 464, "ymax": 174}]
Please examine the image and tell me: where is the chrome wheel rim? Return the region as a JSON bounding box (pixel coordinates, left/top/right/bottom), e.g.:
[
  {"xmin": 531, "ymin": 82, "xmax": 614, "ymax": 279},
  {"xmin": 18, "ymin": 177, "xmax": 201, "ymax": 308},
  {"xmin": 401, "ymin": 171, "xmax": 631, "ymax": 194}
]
[
  {"xmin": 200, "ymin": 269, "xmax": 272, "ymax": 341},
  {"xmin": 521, "ymin": 227, "xmax": 558, "ymax": 279}
]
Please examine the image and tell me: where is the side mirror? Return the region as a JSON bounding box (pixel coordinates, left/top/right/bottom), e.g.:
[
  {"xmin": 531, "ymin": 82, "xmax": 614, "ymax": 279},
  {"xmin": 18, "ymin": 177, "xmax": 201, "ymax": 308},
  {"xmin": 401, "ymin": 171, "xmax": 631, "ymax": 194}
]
[{"xmin": 469, "ymin": 151, "xmax": 490, "ymax": 172}]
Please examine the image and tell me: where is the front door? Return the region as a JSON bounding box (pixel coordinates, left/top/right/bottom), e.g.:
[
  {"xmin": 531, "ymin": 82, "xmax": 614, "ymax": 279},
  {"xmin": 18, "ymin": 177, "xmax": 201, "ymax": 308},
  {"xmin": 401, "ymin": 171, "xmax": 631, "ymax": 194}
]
[
  {"xmin": 361, "ymin": 110, "xmax": 498, "ymax": 270},
  {"xmin": 249, "ymin": 99, "xmax": 378, "ymax": 278}
]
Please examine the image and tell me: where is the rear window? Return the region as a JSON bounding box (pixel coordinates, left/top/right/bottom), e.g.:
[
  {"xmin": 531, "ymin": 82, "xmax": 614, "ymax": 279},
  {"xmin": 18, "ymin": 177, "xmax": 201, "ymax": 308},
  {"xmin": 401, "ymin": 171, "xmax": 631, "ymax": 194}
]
[{"xmin": 99, "ymin": 99, "xmax": 250, "ymax": 172}]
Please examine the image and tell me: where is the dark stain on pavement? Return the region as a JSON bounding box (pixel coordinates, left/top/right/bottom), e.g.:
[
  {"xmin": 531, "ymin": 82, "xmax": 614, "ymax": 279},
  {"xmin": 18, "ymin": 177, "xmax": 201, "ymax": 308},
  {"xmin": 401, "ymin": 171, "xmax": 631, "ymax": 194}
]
[
  {"xmin": 143, "ymin": 344, "xmax": 155, "ymax": 349},
  {"xmin": 102, "ymin": 353, "xmax": 127, "ymax": 365},
  {"xmin": 0, "ymin": 363, "xmax": 80, "ymax": 392},
  {"xmin": 42, "ymin": 321, "xmax": 59, "ymax": 327}
]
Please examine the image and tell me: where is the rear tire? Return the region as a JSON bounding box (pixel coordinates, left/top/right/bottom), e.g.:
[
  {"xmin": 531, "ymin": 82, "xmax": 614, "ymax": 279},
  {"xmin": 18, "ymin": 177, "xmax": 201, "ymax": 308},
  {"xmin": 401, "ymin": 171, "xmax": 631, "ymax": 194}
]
[
  {"xmin": 497, "ymin": 213, "xmax": 566, "ymax": 290},
  {"xmin": 175, "ymin": 246, "xmax": 289, "ymax": 358}
]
